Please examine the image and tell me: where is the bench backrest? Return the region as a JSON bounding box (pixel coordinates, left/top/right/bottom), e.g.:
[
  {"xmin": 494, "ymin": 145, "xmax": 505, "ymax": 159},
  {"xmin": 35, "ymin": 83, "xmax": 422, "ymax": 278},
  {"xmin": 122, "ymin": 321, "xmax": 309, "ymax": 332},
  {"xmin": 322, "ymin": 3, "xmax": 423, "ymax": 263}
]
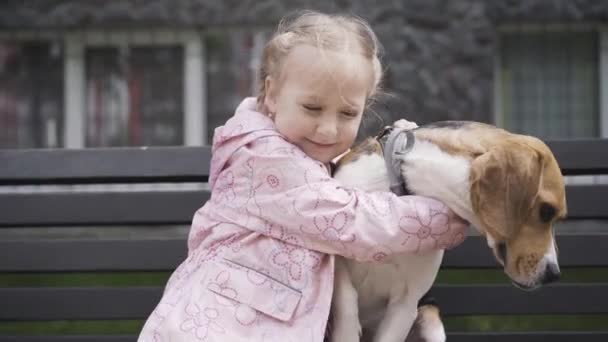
[{"xmin": 1, "ymin": 140, "xmax": 607, "ymax": 341}]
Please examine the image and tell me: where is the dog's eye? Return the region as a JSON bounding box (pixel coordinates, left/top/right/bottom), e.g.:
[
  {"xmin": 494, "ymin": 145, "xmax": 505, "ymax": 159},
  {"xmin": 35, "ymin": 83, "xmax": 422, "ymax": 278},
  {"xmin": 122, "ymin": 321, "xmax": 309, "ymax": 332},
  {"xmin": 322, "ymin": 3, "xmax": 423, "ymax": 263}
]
[{"xmin": 539, "ymin": 203, "xmax": 556, "ymax": 223}]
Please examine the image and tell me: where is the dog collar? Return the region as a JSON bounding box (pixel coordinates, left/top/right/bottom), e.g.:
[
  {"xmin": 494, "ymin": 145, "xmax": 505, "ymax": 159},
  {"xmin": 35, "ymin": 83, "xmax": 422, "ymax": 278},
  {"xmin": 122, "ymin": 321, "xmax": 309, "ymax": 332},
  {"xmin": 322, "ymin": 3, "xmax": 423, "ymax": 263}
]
[{"xmin": 381, "ymin": 127, "xmax": 415, "ymax": 196}]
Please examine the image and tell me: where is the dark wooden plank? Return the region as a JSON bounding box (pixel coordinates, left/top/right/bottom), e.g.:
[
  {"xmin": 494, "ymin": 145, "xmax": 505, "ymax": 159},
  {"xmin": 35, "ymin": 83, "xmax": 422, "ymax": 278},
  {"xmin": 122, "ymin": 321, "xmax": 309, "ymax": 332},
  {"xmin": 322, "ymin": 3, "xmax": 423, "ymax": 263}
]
[
  {"xmin": 0, "ymin": 146, "xmax": 211, "ymax": 185},
  {"xmin": 565, "ymin": 185, "xmax": 608, "ymax": 220},
  {"xmin": 448, "ymin": 332, "xmax": 608, "ymax": 342},
  {"xmin": 434, "ymin": 284, "xmax": 608, "ymax": 315},
  {"xmin": 1, "ymin": 284, "xmax": 606, "ymax": 320},
  {"xmin": 0, "ymin": 190, "xmax": 210, "ymax": 227},
  {"xmin": 0, "ymin": 287, "xmax": 162, "ymax": 320},
  {"xmin": 0, "ymin": 234, "xmax": 604, "ymax": 272},
  {"xmin": 546, "ymin": 139, "xmax": 608, "ymax": 176},
  {"xmin": 0, "ymin": 139, "xmax": 605, "ymax": 185},
  {"xmin": 0, "ymin": 337, "xmax": 135, "ymax": 342},
  {"xmin": 0, "ymin": 239, "xmax": 187, "ymax": 272},
  {"xmin": 443, "ymin": 234, "xmax": 608, "ymax": 268},
  {"xmin": 1, "ymin": 183, "xmax": 604, "ymax": 227},
  {"xmin": 1, "ymin": 333, "xmax": 607, "ymax": 342}
]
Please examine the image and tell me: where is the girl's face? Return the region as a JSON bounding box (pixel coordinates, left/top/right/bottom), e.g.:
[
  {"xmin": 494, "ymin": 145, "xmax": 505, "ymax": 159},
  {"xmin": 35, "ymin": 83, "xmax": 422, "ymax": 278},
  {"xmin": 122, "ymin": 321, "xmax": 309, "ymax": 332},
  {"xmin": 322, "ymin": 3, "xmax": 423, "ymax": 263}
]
[{"xmin": 264, "ymin": 44, "xmax": 373, "ymax": 164}]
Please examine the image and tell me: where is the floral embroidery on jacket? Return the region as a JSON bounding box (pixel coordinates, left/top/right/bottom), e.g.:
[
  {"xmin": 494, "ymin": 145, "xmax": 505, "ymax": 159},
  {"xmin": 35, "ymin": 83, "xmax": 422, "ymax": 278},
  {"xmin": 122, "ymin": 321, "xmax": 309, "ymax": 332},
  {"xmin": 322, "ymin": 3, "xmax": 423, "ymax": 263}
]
[{"xmin": 180, "ymin": 304, "xmax": 225, "ymax": 340}]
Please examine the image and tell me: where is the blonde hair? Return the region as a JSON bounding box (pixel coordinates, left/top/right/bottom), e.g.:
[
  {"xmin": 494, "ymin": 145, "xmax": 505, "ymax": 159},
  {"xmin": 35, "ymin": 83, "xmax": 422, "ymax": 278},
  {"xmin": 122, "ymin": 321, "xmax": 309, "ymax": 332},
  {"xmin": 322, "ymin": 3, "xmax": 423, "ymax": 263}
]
[{"xmin": 256, "ymin": 10, "xmax": 384, "ymax": 113}]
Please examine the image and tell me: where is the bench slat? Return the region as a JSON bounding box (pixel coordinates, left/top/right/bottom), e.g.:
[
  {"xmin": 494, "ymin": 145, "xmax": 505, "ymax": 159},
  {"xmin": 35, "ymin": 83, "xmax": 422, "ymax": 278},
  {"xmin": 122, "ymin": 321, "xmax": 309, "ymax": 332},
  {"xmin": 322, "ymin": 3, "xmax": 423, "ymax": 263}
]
[
  {"xmin": 0, "ymin": 147, "xmax": 211, "ymax": 185},
  {"xmin": 435, "ymin": 284, "xmax": 608, "ymax": 315},
  {"xmin": 546, "ymin": 139, "xmax": 608, "ymax": 175},
  {"xmin": 0, "ymin": 337, "xmax": 135, "ymax": 342},
  {"xmin": 0, "ymin": 287, "xmax": 161, "ymax": 320},
  {"xmin": 565, "ymin": 185, "xmax": 608, "ymax": 219},
  {"xmin": 0, "ymin": 191, "xmax": 210, "ymax": 227},
  {"xmin": 1, "ymin": 184, "xmax": 605, "ymax": 227},
  {"xmin": 448, "ymin": 332, "xmax": 608, "ymax": 342},
  {"xmin": 1, "ymin": 284, "xmax": 606, "ymax": 320},
  {"xmin": 443, "ymin": 234, "xmax": 608, "ymax": 268},
  {"xmin": 0, "ymin": 240, "xmax": 187, "ymax": 272},
  {"xmin": 0, "ymin": 140, "xmax": 606, "ymax": 183},
  {"xmin": 0, "ymin": 234, "xmax": 605, "ymax": 272},
  {"xmin": 2, "ymin": 332, "xmax": 607, "ymax": 342}
]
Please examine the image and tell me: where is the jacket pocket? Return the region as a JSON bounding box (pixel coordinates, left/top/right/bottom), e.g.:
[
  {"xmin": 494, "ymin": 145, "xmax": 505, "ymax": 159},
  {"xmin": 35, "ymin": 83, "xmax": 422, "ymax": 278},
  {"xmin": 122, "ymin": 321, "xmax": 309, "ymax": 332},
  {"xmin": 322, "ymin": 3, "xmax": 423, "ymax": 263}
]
[{"xmin": 205, "ymin": 258, "xmax": 302, "ymax": 322}]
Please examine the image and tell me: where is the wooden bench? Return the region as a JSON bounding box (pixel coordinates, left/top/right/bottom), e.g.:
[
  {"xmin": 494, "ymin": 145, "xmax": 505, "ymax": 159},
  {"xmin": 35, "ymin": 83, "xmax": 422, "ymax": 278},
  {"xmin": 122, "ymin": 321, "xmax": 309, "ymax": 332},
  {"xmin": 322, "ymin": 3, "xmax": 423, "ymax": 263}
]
[{"xmin": 1, "ymin": 140, "xmax": 607, "ymax": 341}]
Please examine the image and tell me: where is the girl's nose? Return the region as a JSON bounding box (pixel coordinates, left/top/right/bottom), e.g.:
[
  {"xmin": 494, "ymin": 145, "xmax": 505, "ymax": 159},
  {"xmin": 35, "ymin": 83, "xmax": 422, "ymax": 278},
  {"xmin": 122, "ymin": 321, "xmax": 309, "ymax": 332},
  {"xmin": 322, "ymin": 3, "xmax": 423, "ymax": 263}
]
[{"xmin": 316, "ymin": 116, "xmax": 338, "ymax": 140}]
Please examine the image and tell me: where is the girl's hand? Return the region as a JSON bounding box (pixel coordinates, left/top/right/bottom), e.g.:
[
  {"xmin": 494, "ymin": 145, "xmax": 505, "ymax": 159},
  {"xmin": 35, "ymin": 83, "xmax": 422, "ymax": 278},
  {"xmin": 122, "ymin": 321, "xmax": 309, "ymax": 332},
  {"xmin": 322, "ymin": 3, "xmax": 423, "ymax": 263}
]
[{"xmin": 393, "ymin": 119, "xmax": 418, "ymax": 130}]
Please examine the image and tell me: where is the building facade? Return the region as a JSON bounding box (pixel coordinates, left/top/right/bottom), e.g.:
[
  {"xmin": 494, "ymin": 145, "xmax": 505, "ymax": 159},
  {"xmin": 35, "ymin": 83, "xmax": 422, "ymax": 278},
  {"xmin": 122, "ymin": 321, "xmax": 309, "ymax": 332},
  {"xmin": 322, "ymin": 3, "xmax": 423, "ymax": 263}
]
[{"xmin": 1, "ymin": 0, "xmax": 607, "ymax": 149}]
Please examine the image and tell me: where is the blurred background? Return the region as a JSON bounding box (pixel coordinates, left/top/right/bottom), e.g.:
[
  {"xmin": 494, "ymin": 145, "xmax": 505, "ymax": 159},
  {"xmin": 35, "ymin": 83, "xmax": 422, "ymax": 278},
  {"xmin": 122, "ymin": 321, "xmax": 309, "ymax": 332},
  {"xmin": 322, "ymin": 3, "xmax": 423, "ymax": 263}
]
[
  {"xmin": 0, "ymin": 0, "xmax": 607, "ymax": 337},
  {"xmin": 1, "ymin": 0, "xmax": 606, "ymax": 150}
]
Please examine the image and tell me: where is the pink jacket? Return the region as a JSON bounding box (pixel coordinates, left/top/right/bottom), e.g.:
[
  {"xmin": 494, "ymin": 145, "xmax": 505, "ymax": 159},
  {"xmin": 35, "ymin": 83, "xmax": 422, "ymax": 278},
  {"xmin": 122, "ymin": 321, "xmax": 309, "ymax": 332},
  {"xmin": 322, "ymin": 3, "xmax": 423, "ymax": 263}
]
[{"xmin": 138, "ymin": 98, "xmax": 467, "ymax": 342}]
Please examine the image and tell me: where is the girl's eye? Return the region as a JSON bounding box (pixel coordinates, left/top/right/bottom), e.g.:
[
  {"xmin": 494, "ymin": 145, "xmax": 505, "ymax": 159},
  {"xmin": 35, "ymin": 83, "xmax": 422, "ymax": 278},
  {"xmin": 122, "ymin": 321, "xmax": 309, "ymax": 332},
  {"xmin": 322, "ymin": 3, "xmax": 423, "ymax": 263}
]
[
  {"xmin": 303, "ymin": 104, "xmax": 321, "ymax": 111},
  {"xmin": 341, "ymin": 111, "xmax": 357, "ymax": 118}
]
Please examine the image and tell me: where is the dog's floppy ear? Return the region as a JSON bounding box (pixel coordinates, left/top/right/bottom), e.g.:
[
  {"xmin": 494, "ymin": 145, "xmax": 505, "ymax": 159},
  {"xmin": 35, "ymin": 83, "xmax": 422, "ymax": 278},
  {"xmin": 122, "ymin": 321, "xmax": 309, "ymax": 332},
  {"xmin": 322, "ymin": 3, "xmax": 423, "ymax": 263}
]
[{"xmin": 470, "ymin": 142, "xmax": 543, "ymax": 239}]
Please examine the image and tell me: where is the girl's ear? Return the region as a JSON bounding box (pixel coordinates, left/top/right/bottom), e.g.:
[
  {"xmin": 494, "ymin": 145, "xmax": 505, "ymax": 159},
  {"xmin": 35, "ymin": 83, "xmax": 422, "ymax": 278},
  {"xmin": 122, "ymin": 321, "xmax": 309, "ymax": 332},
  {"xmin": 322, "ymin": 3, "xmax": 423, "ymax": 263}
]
[{"xmin": 264, "ymin": 76, "xmax": 278, "ymax": 114}]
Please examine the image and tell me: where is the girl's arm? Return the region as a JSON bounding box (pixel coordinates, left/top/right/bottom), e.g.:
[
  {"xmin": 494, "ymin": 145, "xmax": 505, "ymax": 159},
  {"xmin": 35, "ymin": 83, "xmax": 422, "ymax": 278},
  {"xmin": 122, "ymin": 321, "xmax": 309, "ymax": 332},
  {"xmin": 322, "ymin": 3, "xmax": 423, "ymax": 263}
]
[{"xmin": 215, "ymin": 136, "xmax": 468, "ymax": 262}]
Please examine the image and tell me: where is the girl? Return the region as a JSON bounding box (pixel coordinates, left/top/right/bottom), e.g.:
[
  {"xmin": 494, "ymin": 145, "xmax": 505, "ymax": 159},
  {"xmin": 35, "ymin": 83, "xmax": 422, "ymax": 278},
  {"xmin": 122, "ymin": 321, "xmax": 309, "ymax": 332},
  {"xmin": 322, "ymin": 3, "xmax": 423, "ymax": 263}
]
[{"xmin": 139, "ymin": 10, "xmax": 467, "ymax": 342}]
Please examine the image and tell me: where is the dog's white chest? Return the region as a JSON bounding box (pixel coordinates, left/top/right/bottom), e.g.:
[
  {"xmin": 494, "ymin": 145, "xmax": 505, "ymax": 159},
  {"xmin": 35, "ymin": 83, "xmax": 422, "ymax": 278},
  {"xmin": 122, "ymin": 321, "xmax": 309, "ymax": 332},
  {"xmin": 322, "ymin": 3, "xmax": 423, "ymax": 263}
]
[{"xmin": 346, "ymin": 251, "xmax": 444, "ymax": 326}]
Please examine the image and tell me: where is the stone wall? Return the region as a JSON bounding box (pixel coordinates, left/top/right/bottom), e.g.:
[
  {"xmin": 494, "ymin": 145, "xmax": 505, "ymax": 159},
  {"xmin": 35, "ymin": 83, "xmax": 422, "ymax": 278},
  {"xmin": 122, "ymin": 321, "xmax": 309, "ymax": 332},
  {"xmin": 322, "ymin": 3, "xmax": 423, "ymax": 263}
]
[{"xmin": 1, "ymin": 0, "xmax": 607, "ymax": 136}]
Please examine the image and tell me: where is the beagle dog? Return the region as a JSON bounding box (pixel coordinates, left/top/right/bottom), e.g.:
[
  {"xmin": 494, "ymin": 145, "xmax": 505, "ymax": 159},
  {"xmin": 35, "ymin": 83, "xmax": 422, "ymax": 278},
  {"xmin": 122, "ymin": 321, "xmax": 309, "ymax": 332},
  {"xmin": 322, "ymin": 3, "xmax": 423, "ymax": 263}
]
[{"xmin": 329, "ymin": 120, "xmax": 567, "ymax": 342}]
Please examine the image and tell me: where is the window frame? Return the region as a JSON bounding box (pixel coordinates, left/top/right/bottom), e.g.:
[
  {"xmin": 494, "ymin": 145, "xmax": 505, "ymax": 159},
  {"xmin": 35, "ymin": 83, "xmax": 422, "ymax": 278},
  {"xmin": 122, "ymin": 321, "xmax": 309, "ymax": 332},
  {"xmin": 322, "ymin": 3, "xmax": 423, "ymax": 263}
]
[{"xmin": 600, "ymin": 26, "xmax": 608, "ymax": 138}]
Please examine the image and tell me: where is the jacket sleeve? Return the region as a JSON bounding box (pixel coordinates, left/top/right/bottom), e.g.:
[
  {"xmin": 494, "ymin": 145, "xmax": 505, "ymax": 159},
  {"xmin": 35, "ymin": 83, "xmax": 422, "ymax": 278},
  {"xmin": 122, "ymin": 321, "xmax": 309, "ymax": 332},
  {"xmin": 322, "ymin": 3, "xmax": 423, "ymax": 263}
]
[{"xmin": 214, "ymin": 137, "xmax": 467, "ymax": 262}]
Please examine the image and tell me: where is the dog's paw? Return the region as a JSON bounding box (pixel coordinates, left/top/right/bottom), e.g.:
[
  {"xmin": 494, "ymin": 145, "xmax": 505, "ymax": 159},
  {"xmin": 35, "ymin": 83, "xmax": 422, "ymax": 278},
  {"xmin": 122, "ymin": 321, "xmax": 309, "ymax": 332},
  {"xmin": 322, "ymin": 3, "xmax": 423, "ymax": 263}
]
[
  {"xmin": 394, "ymin": 119, "xmax": 419, "ymax": 130},
  {"xmin": 405, "ymin": 305, "xmax": 446, "ymax": 342}
]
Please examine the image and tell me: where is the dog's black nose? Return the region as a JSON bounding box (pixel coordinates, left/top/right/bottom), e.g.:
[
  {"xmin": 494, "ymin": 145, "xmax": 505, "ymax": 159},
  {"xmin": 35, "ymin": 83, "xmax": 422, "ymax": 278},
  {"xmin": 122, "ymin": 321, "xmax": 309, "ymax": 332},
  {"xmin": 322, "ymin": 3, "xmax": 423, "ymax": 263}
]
[{"xmin": 541, "ymin": 263, "xmax": 561, "ymax": 284}]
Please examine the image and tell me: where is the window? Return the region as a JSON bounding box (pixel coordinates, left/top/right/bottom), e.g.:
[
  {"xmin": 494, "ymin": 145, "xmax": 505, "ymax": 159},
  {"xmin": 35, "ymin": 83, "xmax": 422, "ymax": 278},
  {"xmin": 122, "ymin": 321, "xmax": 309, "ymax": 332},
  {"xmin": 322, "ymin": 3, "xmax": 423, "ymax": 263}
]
[
  {"xmin": 497, "ymin": 27, "xmax": 604, "ymax": 139},
  {"xmin": 85, "ymin": 46, "xmax": 183, "ymax": 147},
  {"xmin": 0, "ymin": 41, "xmax": 64, "ymax": 148},
  {"xmin": 70, "ymin": 30, "xmax": 200, "ymax": 148},
  {"xmin": 497, "ymin": 26, "xmax": 608, "ymax": 185}
]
